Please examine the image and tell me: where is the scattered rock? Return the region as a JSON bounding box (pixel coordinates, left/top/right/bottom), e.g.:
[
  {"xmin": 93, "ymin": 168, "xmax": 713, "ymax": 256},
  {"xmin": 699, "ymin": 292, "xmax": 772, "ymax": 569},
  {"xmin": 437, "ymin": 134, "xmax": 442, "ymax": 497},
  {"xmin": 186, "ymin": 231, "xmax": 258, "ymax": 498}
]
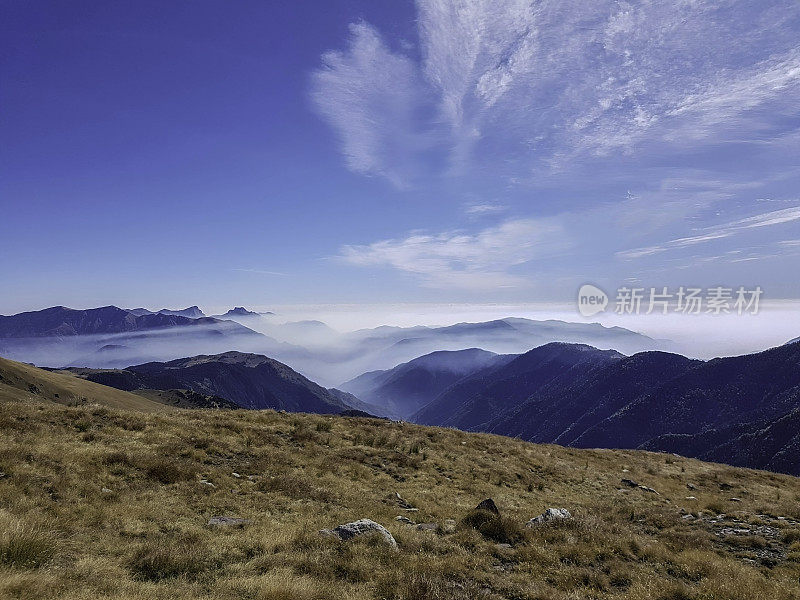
[
  {"xmin": 319, "ymin": 519, "xmax": 398, "ymax": 550},
  {"xmin": 0, "ymin": 472, "xmax": 7, "ymax": 479},
  {"xmin": 208, "ymin": 516, "xmax": 251, "ymax": 527},
  {"xmin": 394, "ymin": 491, "xmax": 415, "ymax": 510},
  {"xmin": 395, "ymin": 516, "xmax": 414, "ymax": 525},
  {"xmin": 687, "ymin": 483, "xmax": 697, "ymax": 490},
  {"xmin": 231, "ymin": 472, "xmax": 242, "ymax": 479},
  {"xmin": 101, "ymin": 487, "xmax": 113, "ymax": 494},
  {"xmin": 475, "ymin": 498, "xmax": 500, "ymax": 515},
  {"xmin": 682, "ymin": 514, "xmax": 696, "ymax": 520},
  {"xmin": 416, "ymin": 522, "xmax": 438, "ymax": 532},
  {"xmin": 639, "ymin": 485, "xmax": 659, "ymax": 494},
  {"xmin": 621, "ymin": 478, "xmax": 639, "ymax": 488},
  {"xmin": 527, "ymin": 508, "xmax": 572, "ymax": 526},
  {"xmin": 443, "ymin": 519, "xmax": 456, "ymax": 533},
  {"xmin": 685, "ymin": 496, "xmax": 697, "ymax": 500},
  {"xmin": 730, "ymin": 497, "xmax": 742, "ymax": 502},
  {"xmin": 495, "ymin": 543, "xmax": 512, "ymax": 550},
  {"xmin": 199, "ymin": 479, "xmax": 216, "ymax": 488}
]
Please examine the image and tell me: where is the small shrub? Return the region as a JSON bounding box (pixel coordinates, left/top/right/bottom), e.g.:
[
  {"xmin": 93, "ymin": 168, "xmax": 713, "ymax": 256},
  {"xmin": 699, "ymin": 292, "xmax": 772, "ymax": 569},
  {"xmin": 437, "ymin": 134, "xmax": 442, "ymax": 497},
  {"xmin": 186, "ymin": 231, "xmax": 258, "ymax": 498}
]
[{"xmin": 315, "ymin": 420, "xmax": 332, "ymax": 432}]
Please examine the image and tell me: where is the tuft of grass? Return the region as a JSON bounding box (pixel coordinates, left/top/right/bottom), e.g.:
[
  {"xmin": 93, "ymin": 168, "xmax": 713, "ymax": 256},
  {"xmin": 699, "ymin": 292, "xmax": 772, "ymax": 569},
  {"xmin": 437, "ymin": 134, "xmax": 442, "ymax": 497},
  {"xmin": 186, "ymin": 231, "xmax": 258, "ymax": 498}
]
[
  {"xmin": 0, "ymin": 522, "xmax": 58, "ymax": 569},
  {"xmin": 459, "ymin": 509, "xmax": 525, "ymax": 545},
  {"xmin": 127, "ymin": 538, "xmax": 210, "ymax": 581},
  {"xmin": 141, "ymin": 456, "xmax": 195, "ymax": 484}
]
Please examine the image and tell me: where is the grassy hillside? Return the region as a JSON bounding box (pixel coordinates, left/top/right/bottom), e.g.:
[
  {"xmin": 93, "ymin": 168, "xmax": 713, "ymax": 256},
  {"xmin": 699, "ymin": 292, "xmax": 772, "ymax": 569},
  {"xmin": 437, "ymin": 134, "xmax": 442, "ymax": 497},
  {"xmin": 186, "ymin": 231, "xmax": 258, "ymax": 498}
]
[
  {"xmin": 0, "ymin": 357, "xmax": 171, "ymax": 413},
  {"xmin": 1, "ymin": 390, "xmax": 800, "ymax": 598}
]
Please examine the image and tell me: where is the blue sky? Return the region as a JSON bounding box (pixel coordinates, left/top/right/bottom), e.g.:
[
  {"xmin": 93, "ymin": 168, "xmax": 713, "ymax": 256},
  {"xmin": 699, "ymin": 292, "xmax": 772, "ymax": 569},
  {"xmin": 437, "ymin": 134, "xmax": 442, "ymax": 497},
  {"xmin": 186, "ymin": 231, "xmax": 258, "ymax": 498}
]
[{"xmin": 2, "ymin": 0, "xmax": 800, "ymax": 315}]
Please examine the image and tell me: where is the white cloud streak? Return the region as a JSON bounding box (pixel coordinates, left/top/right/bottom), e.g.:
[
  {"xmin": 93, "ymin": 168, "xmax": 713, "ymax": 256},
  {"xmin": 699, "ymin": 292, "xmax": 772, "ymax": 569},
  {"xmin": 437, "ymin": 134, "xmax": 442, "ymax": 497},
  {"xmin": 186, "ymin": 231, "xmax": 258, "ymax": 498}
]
[
  {"xmin": 310, "ymin": 23, "xmax": 434, "ymax": 188},
  {"xmin": 618, "ymin": 206, "xmax": 800, "ymax": 259},
  {"xmin": 338, "ymin": 217, "xmax": 569, "ymax": 289}
]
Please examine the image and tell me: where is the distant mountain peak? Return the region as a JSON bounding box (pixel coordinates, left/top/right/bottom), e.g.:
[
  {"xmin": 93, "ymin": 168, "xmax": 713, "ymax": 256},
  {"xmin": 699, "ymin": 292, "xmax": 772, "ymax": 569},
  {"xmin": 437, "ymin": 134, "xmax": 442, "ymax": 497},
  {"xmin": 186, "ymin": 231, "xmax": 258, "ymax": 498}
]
[
  {"xmin": 157, "ymin": 306, "xmax": 206, "ymax": 318},
  {"xmin": 220, "ymin": 307, "xmax": 259, "ymax": 317}
]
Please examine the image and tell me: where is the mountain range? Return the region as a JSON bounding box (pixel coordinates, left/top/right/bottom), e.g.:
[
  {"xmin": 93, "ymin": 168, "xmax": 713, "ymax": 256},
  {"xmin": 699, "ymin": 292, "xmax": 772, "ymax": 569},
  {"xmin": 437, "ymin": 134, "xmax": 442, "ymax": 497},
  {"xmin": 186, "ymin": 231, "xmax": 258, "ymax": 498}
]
[
  {"xmin": 0, "ymin": 305, "xmax": 665, "ymax": 385},
  {"xmin": 396, "ymin": 341, "xmax": 800, "ymax": 475}
]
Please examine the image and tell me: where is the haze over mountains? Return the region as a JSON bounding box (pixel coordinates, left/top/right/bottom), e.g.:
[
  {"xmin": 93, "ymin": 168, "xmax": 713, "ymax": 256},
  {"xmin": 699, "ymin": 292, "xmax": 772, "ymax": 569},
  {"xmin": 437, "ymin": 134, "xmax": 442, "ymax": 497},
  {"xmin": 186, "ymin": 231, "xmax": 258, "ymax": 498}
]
[
  {"xmin": 0, "ymin": 305, "xmax": 664, "ymax": 385},
  {"xmin": 2, "ymin": 302, "xmax": 799, "ymax": 475}
]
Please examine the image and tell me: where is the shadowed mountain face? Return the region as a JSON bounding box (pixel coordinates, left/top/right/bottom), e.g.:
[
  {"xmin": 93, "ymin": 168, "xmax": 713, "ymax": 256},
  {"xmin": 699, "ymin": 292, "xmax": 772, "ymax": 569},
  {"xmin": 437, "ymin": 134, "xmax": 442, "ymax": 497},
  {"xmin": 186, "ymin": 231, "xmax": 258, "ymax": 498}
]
[
  {"xmin": 71, "ymin": 351, "xmax": 356, "ymax": 414},
  {"xmin": 406, "ymin": 341, "xmax": 800, "ymax": 475},
  {"xmin": 412, "ymin": 343, "xmax": 624, "ymax": 428},
  {"xmin": 340, "ymin": 348, "xmax": 512, "ymax": 418}
]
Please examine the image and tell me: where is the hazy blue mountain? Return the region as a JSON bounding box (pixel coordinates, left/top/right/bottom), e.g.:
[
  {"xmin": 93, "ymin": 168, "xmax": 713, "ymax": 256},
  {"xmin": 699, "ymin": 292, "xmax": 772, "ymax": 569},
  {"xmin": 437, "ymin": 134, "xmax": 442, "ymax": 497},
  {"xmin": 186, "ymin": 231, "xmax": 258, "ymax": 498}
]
[
  {"xmin": 0, "ymin": 305, "xmax": 269, "ymax": 369},
  {"xmin": 0, "ymin": 305, "xmax": 239, "ymax": 338},
  {"xmin": 341, "ymin": 348, "xmax": 510, "ymax": 418}
]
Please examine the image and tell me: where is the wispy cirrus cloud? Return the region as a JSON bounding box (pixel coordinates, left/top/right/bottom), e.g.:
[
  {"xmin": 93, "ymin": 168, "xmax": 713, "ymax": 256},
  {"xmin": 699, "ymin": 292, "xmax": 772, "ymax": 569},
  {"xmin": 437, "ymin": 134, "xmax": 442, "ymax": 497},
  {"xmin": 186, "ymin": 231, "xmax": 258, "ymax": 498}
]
[
  {"xmin": 309, "ymin": 22, "xmax": 436, "ymax": 188},
  {"xmin": 337, "ymin": 217, "xmax": 569, "ymax": 289},
  {"xmin": 311, "ymin": 1, "xmax": 800, "ymax": 186},
  {"xmin": 463, "ymin": 202, "xmax": 507, "ymax": 217},
  {"xmin": 618, "ymin": 206, "xmax": 800, "ymax": 259}
]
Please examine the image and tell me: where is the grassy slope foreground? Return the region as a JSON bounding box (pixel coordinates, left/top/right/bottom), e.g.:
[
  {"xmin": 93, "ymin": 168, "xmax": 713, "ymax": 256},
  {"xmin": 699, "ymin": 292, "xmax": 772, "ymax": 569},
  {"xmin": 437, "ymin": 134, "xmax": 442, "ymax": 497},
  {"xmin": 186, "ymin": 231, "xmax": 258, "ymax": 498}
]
[
  {"xmin": 0, "ymin": 357, "xmax": 171, "ymax": 413},
  {"xmin": 1, "ymin": 392, "xmax": 800, "ymax": 597}
]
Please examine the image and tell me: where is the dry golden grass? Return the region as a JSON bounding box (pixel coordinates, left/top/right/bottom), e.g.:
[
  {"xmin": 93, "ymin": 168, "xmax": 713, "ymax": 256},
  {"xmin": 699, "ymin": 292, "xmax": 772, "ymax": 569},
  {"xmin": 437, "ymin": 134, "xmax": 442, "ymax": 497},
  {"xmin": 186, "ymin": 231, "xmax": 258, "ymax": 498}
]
[
  {"xmin": 0, "ymin": 357, "xmax": 170, "ymax": 412},
  {"xmin": 1, "ymin": 394, "xmax": 799, "ymax": 599}
]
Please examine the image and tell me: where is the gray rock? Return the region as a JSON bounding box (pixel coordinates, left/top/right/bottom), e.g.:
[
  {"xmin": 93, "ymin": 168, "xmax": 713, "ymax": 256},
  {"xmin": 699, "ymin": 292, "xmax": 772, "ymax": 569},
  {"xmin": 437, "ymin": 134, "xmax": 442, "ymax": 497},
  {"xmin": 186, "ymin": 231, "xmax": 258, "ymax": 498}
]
[
  {"xmin": 320, "ymin": 519, "xmax": 398, "ymax": 550},
  {"xmin": 527, "ymin": 508, "xmax": 572, "ymax": 526},
  {"xmin": 208, "ymin": 516, "xmax": 251, "ymax": 527},
  {"xmin": 395, "ymin": 515, "xmax": 414, "ymax": 525},
  {"xmin": 621, "ymin": 478, "xmax": 639, "ymax": 488},
  {"xmin": 416, "ymin": 522, "xmax": 438, "ymax": 532},
  {"xmin": 638, "ymin": 485, "xmax": 659, "ymax": 494}
]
